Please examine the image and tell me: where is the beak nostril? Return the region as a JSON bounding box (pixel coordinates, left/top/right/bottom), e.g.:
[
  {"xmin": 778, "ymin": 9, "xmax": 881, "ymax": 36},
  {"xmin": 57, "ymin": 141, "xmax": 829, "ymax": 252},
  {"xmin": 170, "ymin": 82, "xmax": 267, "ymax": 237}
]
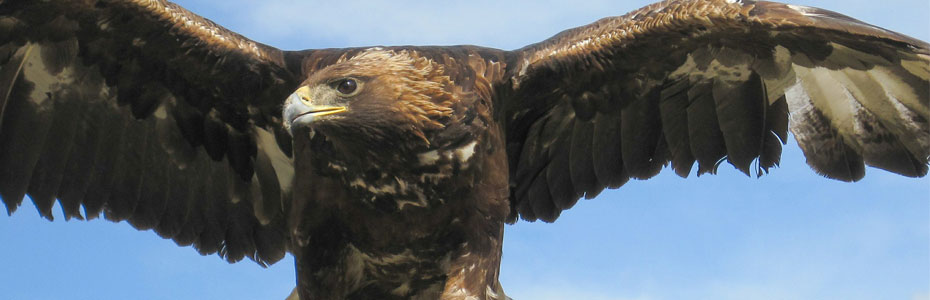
[{"xmin": 291, "ymin": 86, "xmax": 313, "ymax": 105}]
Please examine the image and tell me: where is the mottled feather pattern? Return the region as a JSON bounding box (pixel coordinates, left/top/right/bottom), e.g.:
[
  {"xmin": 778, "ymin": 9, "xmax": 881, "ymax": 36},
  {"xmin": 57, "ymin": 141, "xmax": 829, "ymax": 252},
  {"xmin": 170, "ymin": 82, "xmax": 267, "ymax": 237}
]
[
  {"xmin": 0, "ymin": 0, "xmax": 296, "ymax": 265},
  {"xmin": 505, "ymin": 0, "xmax": 929, "ymax": 221}
]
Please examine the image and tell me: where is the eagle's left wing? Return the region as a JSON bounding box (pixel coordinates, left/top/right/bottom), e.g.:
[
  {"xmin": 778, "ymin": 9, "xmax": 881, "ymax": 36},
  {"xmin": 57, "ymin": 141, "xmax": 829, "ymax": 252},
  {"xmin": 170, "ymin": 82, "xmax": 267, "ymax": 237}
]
[{"xmin": 499, "ymin": 0, "xmax": 929, "ymax": 222}]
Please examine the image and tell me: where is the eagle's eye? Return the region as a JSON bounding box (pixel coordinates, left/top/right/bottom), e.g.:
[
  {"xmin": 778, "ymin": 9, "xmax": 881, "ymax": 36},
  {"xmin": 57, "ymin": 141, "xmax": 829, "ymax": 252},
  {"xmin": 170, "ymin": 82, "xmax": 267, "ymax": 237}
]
[{"xmin": 332, "ymin": 78, "xmax": 360, "ymax": 97}]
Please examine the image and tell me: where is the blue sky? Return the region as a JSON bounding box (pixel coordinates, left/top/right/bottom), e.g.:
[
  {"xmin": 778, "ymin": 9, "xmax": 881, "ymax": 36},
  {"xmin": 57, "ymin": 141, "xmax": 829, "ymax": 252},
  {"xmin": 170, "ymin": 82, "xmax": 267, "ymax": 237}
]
[{"xmin": 1, "ymin": 0, "xmax": 928, "ymax": 299}]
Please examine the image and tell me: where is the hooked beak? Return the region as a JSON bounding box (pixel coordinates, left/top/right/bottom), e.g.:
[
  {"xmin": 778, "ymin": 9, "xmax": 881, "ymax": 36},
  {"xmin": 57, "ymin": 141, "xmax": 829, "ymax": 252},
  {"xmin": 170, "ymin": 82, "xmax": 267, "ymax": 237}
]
[{"xmin": 284, "ymin": 86, "xmax": 347, "ymax": 134}]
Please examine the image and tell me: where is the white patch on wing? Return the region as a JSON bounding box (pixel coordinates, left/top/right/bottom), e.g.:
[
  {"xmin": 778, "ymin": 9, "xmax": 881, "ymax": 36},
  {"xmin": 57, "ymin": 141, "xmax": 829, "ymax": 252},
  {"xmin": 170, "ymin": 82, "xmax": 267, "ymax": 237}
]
[
  {"xmin": 22, "ymin": 44, "xmax": 74, "ymax": 106},
  {"xmin": 254, "ymin": 127, "xmax": 294, "ymax": 194},
  {"xmin": 887, "ymin": 92, "xmax": 930, "ymax": 153},
  {"xmin": 900, "ymin": 54, "xmax": 930, "ymax": 79},
  {"xmin": 788, "ymin": 45, "xmax": 930, "ymax": 160},
  {"xmin": 785, "ymin": 77, "xmax": 810, "ymax": 112},
  {"xmin": 868, "ymin": 65, "xmax": 928, "ymax": 117},
  {"xmin": 792, "ymin": 66, "xmax": 857, "ymax": 134},
  {"xmin": 787, "ymin": 37, "xmax": 930, "ymax": 151},
  {"xmin": 759, "ymin": 46, "xmax": 797, "ymax": 104},
  {"xmin": 668, "ymin": 55, "xmax": 698, "ymax": 79},
  {"xmin": 667, "ymin": 48, "xmax": 753, "ymax": 93}
]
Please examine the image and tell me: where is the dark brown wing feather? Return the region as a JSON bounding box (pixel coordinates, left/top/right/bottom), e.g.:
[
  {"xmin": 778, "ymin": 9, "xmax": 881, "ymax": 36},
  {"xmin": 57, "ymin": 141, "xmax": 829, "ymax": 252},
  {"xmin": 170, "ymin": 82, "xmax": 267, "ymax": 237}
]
[
  {"xmin": 0, "ymin": 0, "xmax": 305, "ymax": 265},
  {"xmin": 501, "ymin": 0, "xmax": 930, "ymax": 222}
]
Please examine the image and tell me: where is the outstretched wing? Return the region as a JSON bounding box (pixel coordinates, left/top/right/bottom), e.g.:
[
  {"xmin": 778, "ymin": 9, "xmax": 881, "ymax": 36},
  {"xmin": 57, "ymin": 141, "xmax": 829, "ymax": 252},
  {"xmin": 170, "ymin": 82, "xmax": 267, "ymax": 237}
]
[
  {"xmin": 0, "ymin": 0, "xmax": 305, "ymax": 265},
  {"xmin": 501, "ymin": 0, "xmax": 929, "ymax": 222}
]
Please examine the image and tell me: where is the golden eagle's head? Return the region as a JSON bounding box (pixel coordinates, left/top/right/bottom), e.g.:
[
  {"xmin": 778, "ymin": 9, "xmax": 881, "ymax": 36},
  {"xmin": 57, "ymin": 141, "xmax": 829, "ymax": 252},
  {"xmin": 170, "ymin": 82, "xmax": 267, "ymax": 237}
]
[{"xmin": 283, "ymin": 48, "xmax": 457, "ymax": 152}]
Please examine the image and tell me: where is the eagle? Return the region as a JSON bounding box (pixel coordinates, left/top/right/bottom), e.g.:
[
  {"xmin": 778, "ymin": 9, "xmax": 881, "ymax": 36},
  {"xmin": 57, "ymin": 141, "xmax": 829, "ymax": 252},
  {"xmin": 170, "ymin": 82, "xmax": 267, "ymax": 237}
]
[{"xmin": 1, "ymin": 0, "xmax": 927, "ymax": 299}]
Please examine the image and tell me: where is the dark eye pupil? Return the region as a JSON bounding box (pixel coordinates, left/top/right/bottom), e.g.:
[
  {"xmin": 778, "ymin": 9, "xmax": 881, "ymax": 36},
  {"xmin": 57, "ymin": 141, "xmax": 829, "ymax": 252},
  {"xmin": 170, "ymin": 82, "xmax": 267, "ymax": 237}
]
[{"xmin": 336, "ymin": 79, "xmax": 357, "ymax": 95}]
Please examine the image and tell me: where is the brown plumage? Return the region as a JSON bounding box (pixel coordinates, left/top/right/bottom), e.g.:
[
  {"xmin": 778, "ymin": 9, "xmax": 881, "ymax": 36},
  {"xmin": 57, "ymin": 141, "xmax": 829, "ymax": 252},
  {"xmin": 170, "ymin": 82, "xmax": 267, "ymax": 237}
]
[{"xmin": 0, "ymin": 0, "xmax": 927, "ymax": 299}]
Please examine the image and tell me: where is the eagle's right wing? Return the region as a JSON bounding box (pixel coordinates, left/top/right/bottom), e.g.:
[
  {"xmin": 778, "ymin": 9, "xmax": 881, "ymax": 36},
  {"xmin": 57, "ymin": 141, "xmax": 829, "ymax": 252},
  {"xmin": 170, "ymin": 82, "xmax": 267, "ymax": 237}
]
[{"xmin": 0, "ymin": 0, "xmax": 304, "ymax": 265}]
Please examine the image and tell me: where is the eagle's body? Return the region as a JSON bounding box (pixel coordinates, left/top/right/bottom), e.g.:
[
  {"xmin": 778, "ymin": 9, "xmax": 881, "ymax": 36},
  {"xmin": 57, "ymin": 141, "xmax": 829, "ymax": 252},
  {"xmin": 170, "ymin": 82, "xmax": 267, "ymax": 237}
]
[
  {"xmin": 290, "ymin": 48, "xmax": 511, "ymax": 298},
  {"xmin": 0, "ymin": 0, "xmax": 928, "ymax": 299}
]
